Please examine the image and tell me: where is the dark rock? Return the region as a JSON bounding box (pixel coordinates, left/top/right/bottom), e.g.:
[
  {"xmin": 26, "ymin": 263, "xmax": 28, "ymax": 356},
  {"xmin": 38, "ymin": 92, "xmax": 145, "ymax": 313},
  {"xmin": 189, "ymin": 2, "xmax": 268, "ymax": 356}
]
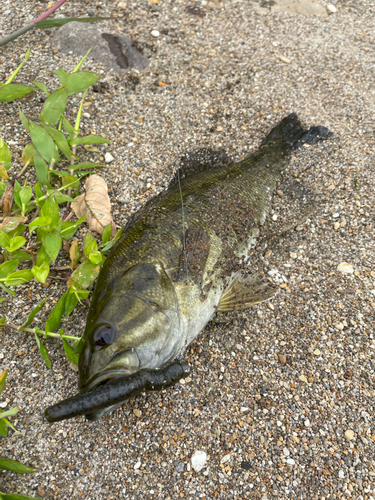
[{"xmin": 52, "ymin": 23, "xmax": 149, "ymax": 74}]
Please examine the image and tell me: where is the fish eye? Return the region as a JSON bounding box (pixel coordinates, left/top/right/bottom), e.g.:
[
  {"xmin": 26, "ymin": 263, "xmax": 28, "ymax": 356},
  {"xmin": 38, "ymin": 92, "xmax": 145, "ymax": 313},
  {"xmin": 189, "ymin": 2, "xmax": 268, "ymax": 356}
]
[{"xmin": 93, "ymin": 325, "xmax": 113, "ymax": 347}]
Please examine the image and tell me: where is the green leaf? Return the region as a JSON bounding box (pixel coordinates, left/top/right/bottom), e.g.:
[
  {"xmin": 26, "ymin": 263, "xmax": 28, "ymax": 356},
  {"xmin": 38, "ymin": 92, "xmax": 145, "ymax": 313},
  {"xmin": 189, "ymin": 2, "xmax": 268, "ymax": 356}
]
[
  {"xmin": 0, "ymin": 458, "xmax": 37, "ymax": 474},
  {"xmin": 0, "ymin": 370, "xmax": 7, "ymax": 395},
  {"xmin": 42, "ymin": 124, "xmax": 72, "ymax": 161},
  {"xmin": 21, "ymin": 143, "xmax": 34, "ymax": 166},
  {"xmin": 5, "ymin": 48, "xmax": 31, "ymax": 85},
  {"xmin": 34, "ymin": 182, "xmax": 45, "ymax": 207},
  {"xmin": 83, "ymin": 233, "xmax": 97, "ymax": 257},
  {"xmin": 36, "ymin": 245, "xmax": 51, "ymax": 267},
  {"xmin": 18, "ymin": 108, "xmax": 30, "ymax": 132},
  {"xmin": 74, "ymin": 336, "xmax": 85, "ymax": 355},
  {"xmin": 13, "ymin": 180, "xmax": 22, "ymax": 209},
  {"xmin": 8, "ymin": 250, "xmax": 32, "ymax": 261},
  {"xmin": 45, "ymin": 291, "xmax": 68, "ymax": 333},
  {"xmin": 0, "ymin": 259, "xmax": 19, "ymax": 280},
  {"xmin": 0, "ymin": 297, "xmax": 5, "ymax": 304},
  {"xmin": 0, "ymin": 282, "xmax": 16, "ymax": 296},
  {"xmin": 29, "ymin": 121, "xmax": 59, "ymax": 164},
  {"xmin": 0, "ymin": 493, "xmax": 42, "ymax": 500},
  {"xmin": 0, "ymin": 163, "xmax": 9, "ymax": 180},
  {"xmin": 0, "ymin": 406, "xmax": 19, "ymax": 419},
  {"xmin": 42, "ymin": 232, "xmax": 62, "ymax": 262},
  {"xmin": 62, "ymin": 117, "xmax": 74, "ymax": 141},
  {"xmin": 64, "ymin": 72, "xmax": 100, "ymax": 96},
  {"xmin": 6, "ymin": 236, "xmax": 26, "ymax": 253},
  {"xmin": 29, "ymin": 215, "xmax": 52, "ymax": 233},
  {"xmin": 31, "ymin": 263, "xmax": 50, "ymax": 283},
  {"xmin": 0, "ymin": 84, "xmax": 35, "ymax": 103},
  {"xmin": 64, "ymin": 289, "xmax": 79, "ymax": 317},
  {"xmin": 21, "ymin": 298, "xmax": 47, "ymax": 328},
  {"xmin": 40, "ymin": 194, "xmax": 59, "ymax": 231},
  {"xmin": 61, "ymin": 216, "xmax": 86, "ymax": 240},
  {"xmin": 32, "ymin": 80, "xmax": 50, "ymax": 96},
  {"xmin": 0, "ymin": 139, "xmax": 11, "ymax": 163},
  {"xmin": 61, "ymin": 337, "xmax": 79, "ymax": 365},
  {"xmin": 70, "ymin": 134, "xmax": 110, "ymax": 146},
  {"xmin": 34, "ymin": 332, "xmax": 52, "ymax": 370},
  {"xmin": 101, "ymin": 227, "xmax": 123, "ymax": 253},
  {"xmin": 52, "ymin": 69, "xmax": 69, "ymax": 85},
  {"xmin": 33, "ymin": 149, "xmax": 51, "ymax": 189},
  {"xmin": 0, "ymin": 416, "xmax": 8, "ymax": 437},
  {"xmin": 68, "ymin": 261, "xmax": 100, "ymax": 290},
  {"xmin": 72, "ymin": 48, "xmax": 92, "ymax": 73},
  {"xmin": 102, "ymin": 224, "xmax": 112, "ymax": 245},
  {"xmin": 35, "ymin": 17, "xmax": 111, "ymax": 29},
  {"xmin": 61, "ymin": 175, "xmax": 79, "ymax": 189},
  {"xmin": 0, "ymin": 228, "xmax": 11, "ymax": 249},
  {"xmin": 5, "ymin": 269, "xmax": 33, "ymax": 286},
  {"xmin": 52, "ymin": 191, "xmax": 74, "ymax": 204},
  {"xmin": 71, "ymin": 162, "xmax": 105, "ymax": 170},
  {"xmin": 19, "ymin": 185, "xmax": 32, "ymax": 206},
  {"xmin": 40, "ymin": 87, "xmax": 68, "ymax": 126},
  {"xmin": 89, "ymin": 250, "xmax": 102, "ymax": 265}
]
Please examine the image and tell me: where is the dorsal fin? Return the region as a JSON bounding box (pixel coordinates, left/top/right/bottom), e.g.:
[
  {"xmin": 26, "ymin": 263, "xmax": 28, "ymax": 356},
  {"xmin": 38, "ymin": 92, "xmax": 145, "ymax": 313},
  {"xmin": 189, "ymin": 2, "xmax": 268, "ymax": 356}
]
[{"xmin": 168, "ymin": 148, "xmax": 232, "ymax": 189}]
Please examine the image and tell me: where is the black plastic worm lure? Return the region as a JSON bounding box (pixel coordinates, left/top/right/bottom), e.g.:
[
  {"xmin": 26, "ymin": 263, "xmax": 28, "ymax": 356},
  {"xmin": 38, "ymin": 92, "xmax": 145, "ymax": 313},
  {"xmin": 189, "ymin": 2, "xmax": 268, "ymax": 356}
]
[{"xmin": 45, "ymin": 361, "xmax": 190, "ymax": 423}]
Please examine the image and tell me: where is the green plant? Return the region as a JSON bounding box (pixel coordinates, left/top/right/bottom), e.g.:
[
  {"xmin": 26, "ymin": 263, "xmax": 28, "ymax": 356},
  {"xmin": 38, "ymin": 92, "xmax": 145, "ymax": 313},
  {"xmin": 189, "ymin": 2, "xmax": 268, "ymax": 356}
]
[
  {"xmin": 0, "ymin": 50, "xmax": 122, "ymax": 369},
  {"xmin": 0, "ymin": 370, "xmax": 41, "ymax": 500},
  {"xmin": 0, "ymin": 0, "xmax": 110, "ymax": 48}
]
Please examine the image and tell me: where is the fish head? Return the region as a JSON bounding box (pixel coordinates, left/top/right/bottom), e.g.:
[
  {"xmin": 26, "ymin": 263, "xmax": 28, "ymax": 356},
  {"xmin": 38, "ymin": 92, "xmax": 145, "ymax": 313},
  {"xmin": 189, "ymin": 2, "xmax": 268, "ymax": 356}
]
[{"xmin": 78, "ymin": 262, "xmax": 182, "ymax": 393}]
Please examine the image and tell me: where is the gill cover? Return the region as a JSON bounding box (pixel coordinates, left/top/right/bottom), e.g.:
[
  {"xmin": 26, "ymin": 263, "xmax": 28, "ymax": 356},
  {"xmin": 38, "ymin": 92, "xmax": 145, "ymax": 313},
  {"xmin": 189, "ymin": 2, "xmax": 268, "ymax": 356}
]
[{"xmin": 78, "ymin": 262, "xmax": 182, "ymax": 390}]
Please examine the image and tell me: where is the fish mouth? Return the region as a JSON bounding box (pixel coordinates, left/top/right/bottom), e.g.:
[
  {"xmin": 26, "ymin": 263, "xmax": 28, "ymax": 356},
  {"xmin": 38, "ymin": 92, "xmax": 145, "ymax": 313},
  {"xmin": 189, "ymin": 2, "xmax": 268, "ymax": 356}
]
[{"xmin": 82, "ymin": 369, "xmax": 134, "ymax": 393}]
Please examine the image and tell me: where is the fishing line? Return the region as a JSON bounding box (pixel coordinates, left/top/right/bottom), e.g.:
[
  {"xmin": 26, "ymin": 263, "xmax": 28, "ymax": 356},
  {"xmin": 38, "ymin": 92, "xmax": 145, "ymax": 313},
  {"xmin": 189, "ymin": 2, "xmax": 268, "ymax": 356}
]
[{"xmin": 166, "ymin": 0, "xmax": 189, "ymax": 346}]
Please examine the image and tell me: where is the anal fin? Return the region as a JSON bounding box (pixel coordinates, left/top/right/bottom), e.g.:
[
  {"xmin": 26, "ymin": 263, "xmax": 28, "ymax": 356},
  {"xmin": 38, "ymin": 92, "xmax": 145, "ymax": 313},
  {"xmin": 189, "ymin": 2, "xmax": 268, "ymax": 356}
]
[{"xmin": 217, "ymin": 271, "xmax": 278, "ymax": 312}]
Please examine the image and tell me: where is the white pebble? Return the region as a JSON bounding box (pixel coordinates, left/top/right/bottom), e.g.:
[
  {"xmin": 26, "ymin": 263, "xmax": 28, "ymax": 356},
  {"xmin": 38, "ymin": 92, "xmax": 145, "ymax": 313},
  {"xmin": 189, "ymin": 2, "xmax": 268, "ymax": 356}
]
[
  {"xmin": 286, "ymin": 458, "xmax": 295, "ymax": 465},
  {"xmin": 339, "ymin": 469, "xmax": 345, "ymax": 478},
  {"xmin": 105, "ymin": 152, "xmax": 114, "ymax": 163},
  {"xmin": 134, "ymin": 461, "xmax": 141, "ymax": 470},
  {"xmin": 345, "ymin": 429, "xmax": 355, "ymax": 440},
  {"xmin": 290, "ymin": 252, "xmax": 298, "ymax": 259},
  {"xmin": 337, "ymin": 262, "xmax": 354, "ymax": 274},
  {"xmin": 191, "ymin": 450, "xmax": 207, "ymax": 472},
  {"xmin": 220, "ymin": 454, "xmax": 231, "ymax": 464},
  {"xmin": 304, "ymin": 419, "xmax": 310, "ymax": 427},
  {"xmin": 151, "ymin": 30, "xmax": 160, "ymax": 37},
  {"xmin": 283, "ymin": 447, "xmax": 290, "ymax": 456},
  {"xmin": 272, "ymin": 214, "xmax": 278, "ymax": 221},
  {"xmin": 327, "ymin": 3, "xmax": 337, "ymax": 13}
]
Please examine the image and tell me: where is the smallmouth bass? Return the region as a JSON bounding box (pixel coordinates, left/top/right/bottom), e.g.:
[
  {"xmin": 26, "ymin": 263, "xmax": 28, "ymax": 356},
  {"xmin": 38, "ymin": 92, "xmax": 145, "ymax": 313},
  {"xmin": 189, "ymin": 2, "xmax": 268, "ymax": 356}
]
[{"xmin": 45, "ymin": 114, "xmax": 330, "ymax": 422}]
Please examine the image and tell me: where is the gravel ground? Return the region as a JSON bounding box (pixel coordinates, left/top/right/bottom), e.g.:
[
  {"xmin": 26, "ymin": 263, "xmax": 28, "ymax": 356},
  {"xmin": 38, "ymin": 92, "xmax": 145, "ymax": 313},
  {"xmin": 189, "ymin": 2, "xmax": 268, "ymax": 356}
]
[{"xmin": 1, "ymin": 0, "xmax": 375, "ymax": 499}]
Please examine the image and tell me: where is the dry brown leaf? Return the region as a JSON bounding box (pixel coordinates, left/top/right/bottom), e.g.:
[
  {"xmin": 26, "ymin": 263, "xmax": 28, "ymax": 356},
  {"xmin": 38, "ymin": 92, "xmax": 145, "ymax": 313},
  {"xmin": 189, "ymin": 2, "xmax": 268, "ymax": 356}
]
[
  {"xmin": 0, "ymin": 215, "xmax": 27, "ymax": 231},
  {"xmin": 0, "ymin": 183, "xmax": 14, "ymax": 216},
  {"xmin": 71, "ymin": 174, "xmax": 116, "ymax": 236}
]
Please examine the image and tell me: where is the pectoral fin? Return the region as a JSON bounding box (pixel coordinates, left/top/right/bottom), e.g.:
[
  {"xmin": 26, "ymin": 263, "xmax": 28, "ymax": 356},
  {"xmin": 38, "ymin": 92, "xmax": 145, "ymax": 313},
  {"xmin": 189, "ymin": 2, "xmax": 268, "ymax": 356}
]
[{"xmin": 217, "ymin": 271, "xmax": 278, "ymax": 312}]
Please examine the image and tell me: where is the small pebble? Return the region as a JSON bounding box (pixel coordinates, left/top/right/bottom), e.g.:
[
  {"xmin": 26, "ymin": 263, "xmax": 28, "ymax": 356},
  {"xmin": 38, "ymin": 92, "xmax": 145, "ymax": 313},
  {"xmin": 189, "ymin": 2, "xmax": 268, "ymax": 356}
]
[
  {"xmin": 191, "ymin": 451, "xmax": 207, "ymax": 472},
  {"xmin": 345, "ymin": 429, "xmax": 355, "ymax": 440},
  {"xmin": 277, "ymin": 54, "xmax": 291, "ymax": 64},
  {"xmin": 327, "ymin": 3, "xmax": 337, "ymax": 13},
  {"xmin": 151, "ymin": 30, "xmax": 160, "ymax": 37},
  {"xmin": 286, "ymin": 458, "xmax": 295, "ymax": 465},
  {"xmin": 134, "ymin": 462, "xmax": 141, "ymax": 470},
  {"xmin": 278, "ymin": 354, "xmax": 286, "ymax": 364},
  {"xmin": 290, "ymin": 252, "xmax": 298, "ymax": 259},
  {"xmin": 105, "ymin": 152, "xmax": 114, "ymax": 163},
  {"xmin": 337, "ymin": 262, "xmax": 354, "ymax": 274}
]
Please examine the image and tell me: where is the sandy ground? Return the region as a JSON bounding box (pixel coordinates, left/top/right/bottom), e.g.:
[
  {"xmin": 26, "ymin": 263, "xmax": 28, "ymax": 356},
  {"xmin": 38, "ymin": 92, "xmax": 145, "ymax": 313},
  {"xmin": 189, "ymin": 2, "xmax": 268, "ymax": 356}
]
[{"xmin": 1, "ymin": 0, "xmax": 374, "ymax": 499}]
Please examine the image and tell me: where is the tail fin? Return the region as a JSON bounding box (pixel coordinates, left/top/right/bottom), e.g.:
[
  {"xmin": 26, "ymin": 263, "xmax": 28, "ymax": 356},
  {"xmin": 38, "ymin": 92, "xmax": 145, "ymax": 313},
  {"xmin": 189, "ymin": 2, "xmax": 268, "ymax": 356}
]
[{"xmin": 261, "ymin": 113, "xmax": 331, "ymax": 149}]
